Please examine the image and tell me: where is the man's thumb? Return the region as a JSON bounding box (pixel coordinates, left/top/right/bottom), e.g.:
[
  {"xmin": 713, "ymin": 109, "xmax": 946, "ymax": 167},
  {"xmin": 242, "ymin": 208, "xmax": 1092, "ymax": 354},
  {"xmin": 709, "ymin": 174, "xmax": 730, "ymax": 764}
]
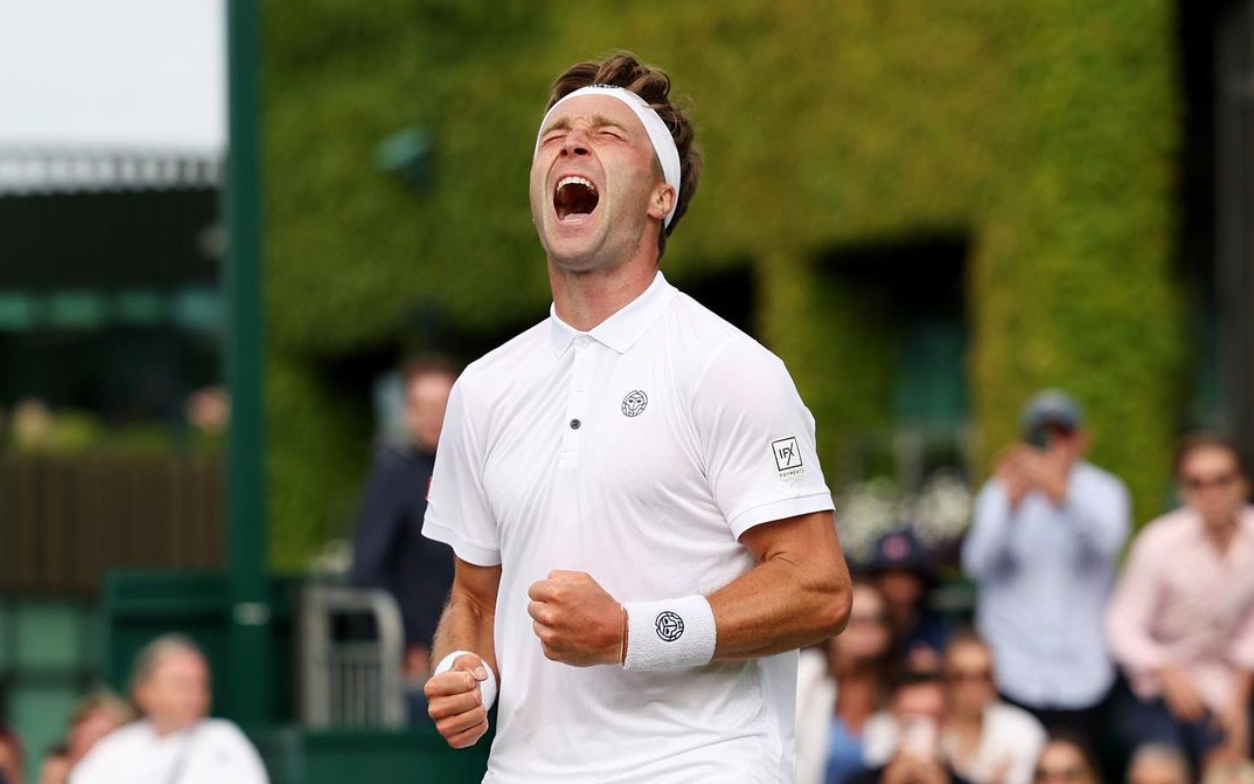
[{"xmin": 453, "ymin": 653, "xmax": 489, "ymax": 682}]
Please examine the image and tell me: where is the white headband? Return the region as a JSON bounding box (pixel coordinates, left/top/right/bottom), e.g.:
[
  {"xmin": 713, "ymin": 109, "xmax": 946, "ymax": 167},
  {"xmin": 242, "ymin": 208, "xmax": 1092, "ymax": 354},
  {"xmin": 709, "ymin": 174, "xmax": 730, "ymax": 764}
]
[{"xmin": 535, "ymin": 85, "xmax": 682, "ymax": 228}]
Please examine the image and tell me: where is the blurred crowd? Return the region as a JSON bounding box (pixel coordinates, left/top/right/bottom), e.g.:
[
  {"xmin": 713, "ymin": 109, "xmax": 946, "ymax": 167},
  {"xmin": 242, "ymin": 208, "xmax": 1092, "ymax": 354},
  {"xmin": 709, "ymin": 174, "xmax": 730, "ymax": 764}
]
[
  {"xmin": 2, "ymin": 363, "xmax": 1247, "ymax": 784},
  {"xmin": 798, "ymin": 390, "xmax": 1254, "ymax": 784},
  {"xmin": 0, "ymin": 635, "xmax": 267, "ymax": 784}
]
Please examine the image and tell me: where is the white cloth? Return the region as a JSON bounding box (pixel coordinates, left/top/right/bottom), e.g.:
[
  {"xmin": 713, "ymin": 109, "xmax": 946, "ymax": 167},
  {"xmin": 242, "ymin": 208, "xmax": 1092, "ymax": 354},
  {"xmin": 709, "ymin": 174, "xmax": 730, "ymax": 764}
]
[
  {"xmin": 863, "ymin": 702, "xmax": 1046, "ymax": 784},
  {"xmin": 68, "ymin": 719, "xmax": 269, "ymax": 784},
  {"xmin": 795, "ymin": 648, "xmax": 840, "ymax": 784},
  {"xmin": 962, "ymin": 462, "xmax": 1130, "ymax": 709},
  {"xmin": 424, "ymin": 271, "xmax": 834, "ymax": 784}
]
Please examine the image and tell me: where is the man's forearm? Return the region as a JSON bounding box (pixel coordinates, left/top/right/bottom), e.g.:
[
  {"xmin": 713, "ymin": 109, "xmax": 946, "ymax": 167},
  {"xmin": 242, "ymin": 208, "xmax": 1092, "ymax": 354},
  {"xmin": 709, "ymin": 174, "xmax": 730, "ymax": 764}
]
[
  {"xmin": 706, "ymin": 549, "xmax": 850, "ymax": 661},
  {"xmin": 431, "ymin": 591, "xmax": 498, "ymax": 676}
]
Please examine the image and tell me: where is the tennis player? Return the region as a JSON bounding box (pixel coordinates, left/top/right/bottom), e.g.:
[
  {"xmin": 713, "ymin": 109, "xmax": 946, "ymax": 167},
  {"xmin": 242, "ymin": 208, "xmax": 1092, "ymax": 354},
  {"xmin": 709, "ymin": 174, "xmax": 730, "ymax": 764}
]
[{"xmin": 422, "ymin": 52, "xmax": 852, "ymax": 784}]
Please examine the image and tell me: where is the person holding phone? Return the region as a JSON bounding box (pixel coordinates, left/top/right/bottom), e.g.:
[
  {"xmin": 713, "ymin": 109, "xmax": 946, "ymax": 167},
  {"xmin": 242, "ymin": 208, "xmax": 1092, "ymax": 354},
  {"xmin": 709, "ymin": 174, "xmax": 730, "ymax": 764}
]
[
  {"xmin": 856, "ymin": 668, "xmax": 974, "ymax": 784},
  {"xmin": 962, "ymin": 390, "xmax": 1130, "ymax": 739}
]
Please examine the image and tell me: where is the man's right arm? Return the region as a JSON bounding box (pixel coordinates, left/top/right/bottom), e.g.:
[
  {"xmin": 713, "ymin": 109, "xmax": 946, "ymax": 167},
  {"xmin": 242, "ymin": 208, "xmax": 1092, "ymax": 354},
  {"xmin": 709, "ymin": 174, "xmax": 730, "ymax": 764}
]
[
  {"xmin": 961, "ymin": 479, "xmax": 1018, "ymax": 580},
  {"xmin": 424, "ymin": 557, "xmax": 502, "ymax": 748}
]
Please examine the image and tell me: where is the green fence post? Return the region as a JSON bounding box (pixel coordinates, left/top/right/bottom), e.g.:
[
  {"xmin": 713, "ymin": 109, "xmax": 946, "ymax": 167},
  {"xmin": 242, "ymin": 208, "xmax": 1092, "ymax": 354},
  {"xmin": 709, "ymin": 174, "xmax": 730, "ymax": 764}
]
[{"xmin": 224, "ymin": 0, "xmax": 272, "ymax": 725}]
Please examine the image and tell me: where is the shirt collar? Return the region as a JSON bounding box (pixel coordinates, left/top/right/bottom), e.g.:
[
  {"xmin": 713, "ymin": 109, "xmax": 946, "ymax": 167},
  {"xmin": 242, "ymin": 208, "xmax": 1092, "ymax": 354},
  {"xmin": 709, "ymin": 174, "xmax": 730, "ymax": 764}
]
[{"xmin": 547, "ymin": 271, "xmax": 676, "ymax": 357}]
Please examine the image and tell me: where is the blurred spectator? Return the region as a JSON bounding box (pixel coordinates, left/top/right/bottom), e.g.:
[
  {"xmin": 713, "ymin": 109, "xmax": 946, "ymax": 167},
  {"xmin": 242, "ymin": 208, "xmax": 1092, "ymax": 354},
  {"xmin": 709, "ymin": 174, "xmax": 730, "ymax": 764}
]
[
  {"xmin": 858, "ymin": 668, "xmax": 974, "ymax": 784},
  {"xmin": 1033, "ymin": 735, "xmax": 1104, "ymax": 784},
  {"xmin": 65, "ymin": 691, "xmax": 134, "ymax": 766},
  {"xmin": 36, "ymin": 744, "xmax": 69, "ymax": 784},
  {"xmin": 866, "ymin": 530, "xmax": 948, "ymax": 669},
  {"xmin": 0, "ymin": 723, "xmax": 22, "ymax": 784},
  {"xmin": 797, "ymin": 581, "xmax": 896, "ymax": 784},
  {"xmin": 963, "ymin": 390, "xmax": 1130, "ymax": 737},
  {"xmin": 1107, "ymin": 435, "xmax": 1254, "ymax": 766},
  {"xmin": 351, "ymin": 355, "xmax": 458, "ymax": 683},
  {"xmin": 184, "ymin": 387, "xmax": 229, "ymax": 436},
  {"xmin": 69, "ymin": 634, "xmax": 268, "ymax": 784},
  {"xmin": 1202, "ymin": 760, "xmax": 1254, "ymax": 784},
  {"xmin": 942, "ymin": 631, "xmax": 1047, "ymax": 784},
  {"xmin": 1126, "ymin": 745, "xmax": 1191, "ymax": 784}
]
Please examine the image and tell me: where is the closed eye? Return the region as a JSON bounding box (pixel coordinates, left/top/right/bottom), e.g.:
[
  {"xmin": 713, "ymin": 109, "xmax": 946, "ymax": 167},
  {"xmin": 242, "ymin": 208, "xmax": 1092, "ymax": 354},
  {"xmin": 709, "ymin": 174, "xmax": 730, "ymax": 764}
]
[{"xmin": 541, "ymin": 132, "xmax": 566, "ymax": 146}]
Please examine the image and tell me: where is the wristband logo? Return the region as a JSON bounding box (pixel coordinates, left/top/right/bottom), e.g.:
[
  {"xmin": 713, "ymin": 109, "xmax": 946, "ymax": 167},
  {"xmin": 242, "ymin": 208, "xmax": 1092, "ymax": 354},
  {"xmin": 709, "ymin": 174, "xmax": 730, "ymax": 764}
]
[{"xmin": 655, "ymin": 611, "xmax": 684, "ymax": 642}]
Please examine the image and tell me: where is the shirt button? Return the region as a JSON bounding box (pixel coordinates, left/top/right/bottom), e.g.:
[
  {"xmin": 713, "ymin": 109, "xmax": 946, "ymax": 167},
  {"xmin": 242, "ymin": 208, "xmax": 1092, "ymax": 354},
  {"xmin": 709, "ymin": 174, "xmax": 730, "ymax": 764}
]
[
  {"xmin": 575, "ymin": 336, "xmax": 591, "ymax": 348},
  {"xmin": 569, "ymin": 418, "xmax": 581, "ymax": 430}
]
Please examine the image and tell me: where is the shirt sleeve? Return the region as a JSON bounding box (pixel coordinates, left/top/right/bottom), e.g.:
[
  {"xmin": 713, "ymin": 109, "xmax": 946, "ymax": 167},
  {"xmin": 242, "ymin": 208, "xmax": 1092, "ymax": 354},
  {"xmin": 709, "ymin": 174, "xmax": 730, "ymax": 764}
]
[
  {"xmin": 1064, "ymin": 473, "xmax": 1130, "ymax": 562},
  {"xmin": 421, "ymin": 379, "xmax": 501, "ymax": 566},
  {"xmin": 962, "ymin": 480, "xmax": 1017, "ymax": 580},
  {"xmin": 1106, "ymin": 527, "xmax": 1172, "ymax": 679},
  {"xmin": 690, "ymin": 337, "xmax": 834, "ymax": 539}
]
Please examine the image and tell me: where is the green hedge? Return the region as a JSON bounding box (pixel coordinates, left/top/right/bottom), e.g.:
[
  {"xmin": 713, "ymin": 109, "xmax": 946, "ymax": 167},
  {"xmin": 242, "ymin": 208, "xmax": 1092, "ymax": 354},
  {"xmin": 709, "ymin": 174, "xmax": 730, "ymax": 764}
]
[{"xmin": 265, "ymin": 0, "xmax": 1182, "ymax": 567}]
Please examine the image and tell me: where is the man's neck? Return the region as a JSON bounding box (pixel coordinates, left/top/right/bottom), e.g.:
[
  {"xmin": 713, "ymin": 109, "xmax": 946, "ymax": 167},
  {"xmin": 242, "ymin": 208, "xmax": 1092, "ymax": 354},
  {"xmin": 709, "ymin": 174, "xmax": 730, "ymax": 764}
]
[
  {"xmin": 548, "ymin": 256, "xmax": 659, "ymax": 332},
  {"xmin": 1203, "ymin": 512, "xmax": 1240, "ymax": 553}
]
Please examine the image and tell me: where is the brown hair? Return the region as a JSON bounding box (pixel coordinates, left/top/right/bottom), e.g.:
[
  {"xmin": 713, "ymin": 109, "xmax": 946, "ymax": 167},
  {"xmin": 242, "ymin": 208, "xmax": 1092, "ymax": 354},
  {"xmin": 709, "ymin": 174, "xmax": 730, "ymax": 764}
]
[
  {"xmin": 1173, "ymin": 433, "xmax": 1250, "ymax": 479},
  {"xmin": 401, "ymin": 353, "xmax": 459, "ymax": 389},
  {"xmin": 544, "ymin": 52, "xmax": 704, "ymax": 260}
]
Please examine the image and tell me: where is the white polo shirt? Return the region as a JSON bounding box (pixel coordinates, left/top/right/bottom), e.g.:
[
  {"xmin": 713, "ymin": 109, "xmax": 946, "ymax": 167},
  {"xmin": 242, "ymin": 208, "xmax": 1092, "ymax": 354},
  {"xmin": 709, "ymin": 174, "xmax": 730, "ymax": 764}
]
[{"xmin": 423, "ymin": 271, "xmax": 834, "ymax": 784}]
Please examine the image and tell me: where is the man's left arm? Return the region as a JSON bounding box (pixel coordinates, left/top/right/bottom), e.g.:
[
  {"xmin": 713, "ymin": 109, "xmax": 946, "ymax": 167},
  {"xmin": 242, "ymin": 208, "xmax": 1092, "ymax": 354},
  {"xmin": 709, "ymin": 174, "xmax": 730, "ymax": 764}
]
[
  {"xmin": 707, "ymin": 510, "xmax": 850, "ymax": 660},
  {"xmin": 526, "ymin": 511, "xmax": 850, "ymax": 666}
]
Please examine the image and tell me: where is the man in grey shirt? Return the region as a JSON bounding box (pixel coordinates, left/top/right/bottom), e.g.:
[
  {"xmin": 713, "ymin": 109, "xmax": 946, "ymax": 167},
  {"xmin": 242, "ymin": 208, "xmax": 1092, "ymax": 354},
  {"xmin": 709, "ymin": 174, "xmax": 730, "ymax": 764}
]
[{"xmin": 963, "ymin": 390, "xmax": 1130, "ymax": 738}]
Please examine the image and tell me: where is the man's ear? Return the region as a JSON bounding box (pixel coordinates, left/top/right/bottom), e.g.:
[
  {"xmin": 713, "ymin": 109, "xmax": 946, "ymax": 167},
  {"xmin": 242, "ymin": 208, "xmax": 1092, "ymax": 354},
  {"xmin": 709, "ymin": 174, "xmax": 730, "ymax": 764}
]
[{"xmin": 647, "ymin": 182, "xmax": 675, "ymax": 222}]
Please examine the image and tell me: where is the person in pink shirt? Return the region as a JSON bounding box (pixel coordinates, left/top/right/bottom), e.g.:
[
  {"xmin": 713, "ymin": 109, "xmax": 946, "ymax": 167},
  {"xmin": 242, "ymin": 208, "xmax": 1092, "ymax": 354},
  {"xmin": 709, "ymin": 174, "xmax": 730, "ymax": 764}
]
[{"xmin": 1107, "ymin": 434, "xmax": 1254, "ymax": 768}]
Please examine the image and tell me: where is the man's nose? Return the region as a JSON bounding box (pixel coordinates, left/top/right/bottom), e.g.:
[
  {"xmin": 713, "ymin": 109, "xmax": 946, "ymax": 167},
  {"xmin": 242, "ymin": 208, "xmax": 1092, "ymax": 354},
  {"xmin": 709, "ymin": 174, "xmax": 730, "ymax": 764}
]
[{"xmin": 561, "ymin": 129, "xmax": 591, "ymax": 156}]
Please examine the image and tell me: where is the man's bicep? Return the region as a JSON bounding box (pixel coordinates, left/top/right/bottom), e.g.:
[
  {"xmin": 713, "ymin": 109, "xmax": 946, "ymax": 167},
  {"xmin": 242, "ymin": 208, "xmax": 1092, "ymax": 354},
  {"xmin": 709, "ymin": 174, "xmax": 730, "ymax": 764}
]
[{"xmin": 738, "ymin": 510, "xmax": 848, "ymax": 578}]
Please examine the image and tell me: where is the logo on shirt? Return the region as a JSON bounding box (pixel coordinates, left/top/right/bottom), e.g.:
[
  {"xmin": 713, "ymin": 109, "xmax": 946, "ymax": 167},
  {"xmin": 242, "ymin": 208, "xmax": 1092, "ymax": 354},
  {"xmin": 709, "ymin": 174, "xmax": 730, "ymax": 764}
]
[
  {"xmin": 621, "ymin": 390, "xmax": 648, "ymax": 417},
  {"xmin": 772, "ymin": 437, "xmax": 805, "ymax": 478},
  {"xmin": 655, "ymin": 611, "xmax": 684, "ymax": 642}
]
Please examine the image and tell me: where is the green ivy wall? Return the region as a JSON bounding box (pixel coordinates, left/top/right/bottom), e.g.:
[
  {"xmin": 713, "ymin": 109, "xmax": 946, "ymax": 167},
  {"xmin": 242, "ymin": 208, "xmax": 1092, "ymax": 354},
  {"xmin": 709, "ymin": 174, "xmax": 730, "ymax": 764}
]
[{"xmin": 264, "ymin": 0, "xmax": 1183, "ymax": 568}]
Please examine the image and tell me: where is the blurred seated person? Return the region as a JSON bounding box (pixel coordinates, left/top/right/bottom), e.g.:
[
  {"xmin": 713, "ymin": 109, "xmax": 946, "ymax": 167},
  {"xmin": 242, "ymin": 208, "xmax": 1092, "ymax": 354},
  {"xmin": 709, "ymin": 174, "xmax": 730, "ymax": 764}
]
[
  {"xmin": 942, "ymin": 631, "xmax": 1047, "ymax": 784},
  {"xmin": 866, "ymin": 530, "xmax": 948, "ymax": 670},
  {"xmin": 36, "ymin": 744, "xmax": 69, "ymax": 784},
  {"xmin": 1108, "ymin": 435, "xmax": 1254, "ymax": 768},
  {"xmin": 70, "ymin": 635, "xmax": 268, "ymax": 784},
  {"xmin": 1033, "ymin": 735, "xmax": 1104, "ymax": 784},
  {"xmin": 351, "ymin": 355, "xmax": 458, "ymax": 682},
  {"xmin": 963, "ymin": 390, "xmax": 1129, "ymax": 737},
  {"xmin": 856, "ymin": 667, "xmax": 974, "ymax": 784},
  {"xmin": 0, "ymin": 723, "xmax": 22, "ymax": 784},
  {"xmin": 798, "ymin": 581, "xmax": 896, "ymax": 784},
  {"xmin": 65, "ymin": 691, "xmax": 134, "ymax": 768},
  {"xmin": 1126, "ymin": 745, "xmax": 1192, "ymax": 784}
]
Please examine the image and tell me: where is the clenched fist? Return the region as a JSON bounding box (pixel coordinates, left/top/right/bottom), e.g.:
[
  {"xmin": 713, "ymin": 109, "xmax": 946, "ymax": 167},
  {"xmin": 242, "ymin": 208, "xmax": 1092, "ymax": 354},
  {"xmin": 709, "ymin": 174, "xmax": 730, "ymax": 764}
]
[
  {"xmin": 527, "ymin": 570, "xmax": 623, "ymax": 667},
  {"xmin": 424, "ymin": 653, "xmax": 491, "ymax": 748}
]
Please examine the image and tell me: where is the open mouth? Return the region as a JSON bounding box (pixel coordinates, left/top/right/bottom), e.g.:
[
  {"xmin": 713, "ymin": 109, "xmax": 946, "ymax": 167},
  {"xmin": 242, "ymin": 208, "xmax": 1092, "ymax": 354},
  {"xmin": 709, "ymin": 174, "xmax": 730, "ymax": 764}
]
[{"xmin": 554, "ymin": 175, "xmax": 599, "ymax": 222}]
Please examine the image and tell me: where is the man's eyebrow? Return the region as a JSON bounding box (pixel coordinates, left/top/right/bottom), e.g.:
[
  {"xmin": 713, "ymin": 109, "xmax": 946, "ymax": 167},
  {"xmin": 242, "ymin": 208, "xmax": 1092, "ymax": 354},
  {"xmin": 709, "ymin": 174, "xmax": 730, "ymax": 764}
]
[{"xmin": 540, "ymin": 114, "xmax": 631, "ymax": 137}]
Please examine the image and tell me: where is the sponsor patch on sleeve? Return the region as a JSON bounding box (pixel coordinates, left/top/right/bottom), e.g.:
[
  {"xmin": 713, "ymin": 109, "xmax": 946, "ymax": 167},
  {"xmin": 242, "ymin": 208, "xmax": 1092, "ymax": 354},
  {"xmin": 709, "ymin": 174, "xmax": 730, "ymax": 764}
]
[{"xmin": 771, "ymin": 436, "xmax": 806, "ymax": 478}]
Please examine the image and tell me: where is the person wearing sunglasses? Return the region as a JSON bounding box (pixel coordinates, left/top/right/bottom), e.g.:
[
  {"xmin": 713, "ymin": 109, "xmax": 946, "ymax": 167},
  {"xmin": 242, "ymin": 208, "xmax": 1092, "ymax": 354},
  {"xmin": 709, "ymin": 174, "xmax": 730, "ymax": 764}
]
[
  {"xmin": 797, "ymin": 581, "xmax": 897, "ymax": 784},
  {"xmin": 940, "ymin": 631, "xmax": 1047, "ymax": 784},
  {"xmin": 1107, "ymin": 434, "xmax": 1254, "ymax": 768}
]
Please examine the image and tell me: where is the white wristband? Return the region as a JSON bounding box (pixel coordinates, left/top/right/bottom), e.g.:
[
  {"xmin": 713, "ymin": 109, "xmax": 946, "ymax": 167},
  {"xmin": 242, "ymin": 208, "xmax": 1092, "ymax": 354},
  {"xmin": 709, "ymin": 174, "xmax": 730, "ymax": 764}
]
[
  {"xmin": 434, "ymin": 650, "xmax": 498, "ymax": 710},
  {"xmin": 622, "ymin": 595, "xmax": 717, "ymax": 671}
]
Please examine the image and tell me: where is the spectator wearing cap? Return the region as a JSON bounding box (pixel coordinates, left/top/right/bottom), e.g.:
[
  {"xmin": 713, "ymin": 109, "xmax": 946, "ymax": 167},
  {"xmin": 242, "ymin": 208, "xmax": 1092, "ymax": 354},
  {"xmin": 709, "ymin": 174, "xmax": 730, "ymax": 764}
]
[
  {"xmin": 867, "ymin": 529, "xmax": 949, "ymax": 670},
  {"xmin": 962, "ymin": 390, "xmax": 1130, "ymax": 738},
  {"xmin": 1107, "ymin": 435, "xmax": 1254, "ymax": 767}
]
